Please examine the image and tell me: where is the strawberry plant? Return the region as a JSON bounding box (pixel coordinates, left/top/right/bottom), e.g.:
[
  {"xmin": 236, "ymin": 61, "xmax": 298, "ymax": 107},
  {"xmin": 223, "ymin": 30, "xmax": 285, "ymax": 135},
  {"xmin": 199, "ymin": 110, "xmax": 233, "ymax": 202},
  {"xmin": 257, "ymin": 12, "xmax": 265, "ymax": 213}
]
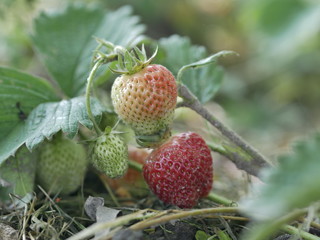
[{"xmin": 0, "ymin": 2, "xmax": 320, "ymax": 240}]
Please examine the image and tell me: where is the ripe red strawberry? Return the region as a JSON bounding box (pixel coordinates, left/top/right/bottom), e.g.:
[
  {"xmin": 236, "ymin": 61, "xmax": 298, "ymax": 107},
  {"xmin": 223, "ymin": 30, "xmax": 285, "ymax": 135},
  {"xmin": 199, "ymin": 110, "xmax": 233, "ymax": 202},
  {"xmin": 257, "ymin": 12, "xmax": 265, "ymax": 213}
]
[
  {"xmin": 111, "ymin": 47, "xmax": 177, "ymax": 147},
  {"xmin": 143, "ymin": 132, "xmax": 213, "ymax": 208}
]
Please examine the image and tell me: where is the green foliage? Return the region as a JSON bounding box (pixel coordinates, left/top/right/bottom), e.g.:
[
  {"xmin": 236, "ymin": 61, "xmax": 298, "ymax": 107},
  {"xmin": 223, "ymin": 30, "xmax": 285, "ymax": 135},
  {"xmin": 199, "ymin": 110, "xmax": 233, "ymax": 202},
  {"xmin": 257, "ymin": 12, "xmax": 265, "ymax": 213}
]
[
  {"xmin": 0, "ymin": 5, "xmax": 146, "ymax": 164},
  {"xmin": 157, "ymin": 35, "xmax": 226, "ymax": 103},
  {"xmin": 32, "ymin": 5, "xmax": 145, "ymax": 97},
  {"xmin": 216, "ymin": 229, "xmax": 232, "ymax": 240},
  {"xmin": 242, "ymin": 0, "xmax": 310, "ymax": 35},
  {"xmin": 157, "ymin": 35, "xmax": 205, "ymax": 73},
  {"xmin": 195, "ymin": 229, "xmax": 232, "ymax": 240},
  {"xmin": 111, "ymin": 45, "xmax": 157, "ymax": 75},
  {"xmin": 0, "ymin": 96, "xmax": 104, "ymax": 164},
  {"xmin": 0, "ymin": 67, "xmax": 58, "ymax": 140},
  {"xmin": 195, "ymin": 230, "xmax": 212, "ymax": 240},
  {"xmin": 240, "ymin": 0, "xmax": 320, "ymax": 70},
  {"xmin": 241, "ymin": 133, "xmax": 320, "ymax": 220},
  {"xmin": 0, "ymin": 146, "xmax": 37, "ymax": 201}
]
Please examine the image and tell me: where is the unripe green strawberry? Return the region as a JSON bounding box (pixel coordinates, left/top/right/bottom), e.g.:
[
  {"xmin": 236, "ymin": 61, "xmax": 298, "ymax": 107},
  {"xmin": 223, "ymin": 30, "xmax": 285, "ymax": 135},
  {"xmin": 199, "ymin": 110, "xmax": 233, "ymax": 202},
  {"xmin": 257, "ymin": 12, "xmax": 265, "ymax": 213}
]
[
  {"xmin": 36, "ymin": 133, "xmax": 88, "ymax": 195},
  {"xmin": 111, "ymin": 47, "xmax": 177, "ymax": 147},
  {"xmin": 91, "ymin": 132, "xmax": 128, "ymax": 179}
]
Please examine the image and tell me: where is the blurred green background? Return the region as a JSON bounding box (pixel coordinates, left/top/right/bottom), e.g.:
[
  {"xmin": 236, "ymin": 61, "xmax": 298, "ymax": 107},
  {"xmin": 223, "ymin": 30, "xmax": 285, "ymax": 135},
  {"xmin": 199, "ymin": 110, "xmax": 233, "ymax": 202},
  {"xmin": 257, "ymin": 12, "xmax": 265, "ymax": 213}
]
[{"xmin": 1, "ymin": 0, "xmax": 319, "ymax": 161}]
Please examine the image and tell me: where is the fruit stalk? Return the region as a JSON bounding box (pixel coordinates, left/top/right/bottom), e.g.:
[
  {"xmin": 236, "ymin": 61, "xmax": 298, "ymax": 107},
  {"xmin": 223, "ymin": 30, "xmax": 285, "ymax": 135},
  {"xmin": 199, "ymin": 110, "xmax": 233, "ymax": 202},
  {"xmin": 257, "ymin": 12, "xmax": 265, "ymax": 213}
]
[
  {"xmin": 85, "ymin": 59, "xmax": 104, "ymax": 135},
  {"xmin": 206, "ymin": 192, "xmax": 236, "ymax": 206},
  {"xmin": 177, "ymin": 83, "xmax": 273, "ymax": 177},
  {"xmin": 128, "ymin": 159, "xmax": 143, "ymax": 172}
]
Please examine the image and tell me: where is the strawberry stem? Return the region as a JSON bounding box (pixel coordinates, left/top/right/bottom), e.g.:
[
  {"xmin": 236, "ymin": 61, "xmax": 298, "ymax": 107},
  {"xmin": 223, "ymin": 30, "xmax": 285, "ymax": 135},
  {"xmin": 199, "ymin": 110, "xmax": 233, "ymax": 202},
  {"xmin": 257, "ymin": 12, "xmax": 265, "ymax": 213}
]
[
  {"xmin": 85, "ymin": 59, "xmax": 104, "ymax": 135},
  {"xmin": 98, "ymin": 174, "xmax": 120, "ymax": 207},
  {"xmin": 177, "ymin": 83, "xmax": 273, "ymax": 177},
  {"xmin": 206, "ymin": 192, "xmax": 236, "ymax": 206},
  {"xmin": 283, "ymin": 225, "xmax": 320, "ymax": 240},
  {"xmin": 176, "ymin": 50, "xmax": 237, "ymax": 84},
  {"xmin": 128, "ymin": 160, "xmax": 143, "ymax": 172},
  {"xmin": 243, "ymin": 208, "xmax": 314, "ymax": 240}
]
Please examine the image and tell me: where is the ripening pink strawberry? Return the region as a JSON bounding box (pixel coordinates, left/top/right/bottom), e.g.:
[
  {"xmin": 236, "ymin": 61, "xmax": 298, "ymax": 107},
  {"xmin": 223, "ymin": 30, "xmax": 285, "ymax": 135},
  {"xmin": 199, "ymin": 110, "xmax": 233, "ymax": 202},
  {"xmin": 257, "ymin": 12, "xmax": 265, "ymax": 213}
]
[{"xmin": 111, "ymin": 46, "xmax": 177, "ymax": 148}]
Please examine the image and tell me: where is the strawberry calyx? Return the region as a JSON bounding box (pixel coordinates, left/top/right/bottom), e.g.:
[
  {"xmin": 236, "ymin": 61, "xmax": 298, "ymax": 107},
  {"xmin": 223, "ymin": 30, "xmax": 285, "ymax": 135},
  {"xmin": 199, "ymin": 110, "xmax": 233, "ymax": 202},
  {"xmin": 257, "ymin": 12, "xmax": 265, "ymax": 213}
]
[
  {"xmin": 111, "ymin": 45, "xmax": 158, "ymax": 75},
  {"xmin": 135, "ymin": 126, "xmax": 171, "ymax": 148},
  {"xmin": 92, "ymin": 39, "xmax": 158, "ymax": 75}
]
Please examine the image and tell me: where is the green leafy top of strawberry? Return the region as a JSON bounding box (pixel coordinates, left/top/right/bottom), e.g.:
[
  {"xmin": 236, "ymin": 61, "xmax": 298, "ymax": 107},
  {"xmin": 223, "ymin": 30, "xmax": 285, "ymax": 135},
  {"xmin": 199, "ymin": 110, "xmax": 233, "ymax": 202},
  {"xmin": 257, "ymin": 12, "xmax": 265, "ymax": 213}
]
[{"xmin": 111, "ymin": 45, "xmax": 158, "ymax": 75}]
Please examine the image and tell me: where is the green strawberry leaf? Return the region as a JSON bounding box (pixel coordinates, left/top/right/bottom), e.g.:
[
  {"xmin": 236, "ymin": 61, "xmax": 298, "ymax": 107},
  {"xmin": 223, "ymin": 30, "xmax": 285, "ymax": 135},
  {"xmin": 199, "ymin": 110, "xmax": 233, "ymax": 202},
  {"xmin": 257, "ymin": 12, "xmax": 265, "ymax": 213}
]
[
  {"xmin": 157, "ymin": 35, "xmax": 205, "ymax": 76},
  {"xmin": 0, "ymin": 146, "xmax": 37, "ymax": 201},
  {"xmin": 157, "ymin": 35, "xmax": 231, "ymax": 103},
  {"xmin": 32, "ymin": 5, "xmax": 145, "ymax": 98},
  {"xmin": 0, "ymin": 67, "xmax": 59, "ymax": 140},
  {"xmin": 177, "ymin": 50, "xmax": 237, "ymax": 74},
  {"xmin": 240, "ymin": 133, "xmax": 320, "ymax": 220},
  {"xmin": 0, "ymin": 96, "xmax": 105, "ymax": 165}
]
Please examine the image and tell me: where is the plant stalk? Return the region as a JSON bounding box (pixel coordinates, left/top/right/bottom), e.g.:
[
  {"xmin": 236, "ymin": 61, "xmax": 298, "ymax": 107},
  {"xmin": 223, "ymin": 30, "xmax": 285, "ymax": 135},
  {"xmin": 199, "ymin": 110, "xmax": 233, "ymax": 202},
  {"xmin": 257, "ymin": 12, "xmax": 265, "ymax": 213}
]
[
  {"xmin": 129, "ymin": 207, "xmax": 239, "ymax": 230},
  {"xmin": 128, "ymin": 160, "xmax": 143, "ymax": 172},
  {"xmin": 178, "ymin": 83, "xmax": 272, "ymax": 177},
  {"xmin": 283, "ymin": 225, "xmax": 320, "ymax": 240},
  {"xmin": 207, "ymin": 192, "xmax": 236, "ymax": 206},
  {"xmin": 85, "ymin": 59, "xmax": 104, "ymax": 135},
  {"xmin": 242, "ymin": 208, "xmax": 317, "ymax": 240}
]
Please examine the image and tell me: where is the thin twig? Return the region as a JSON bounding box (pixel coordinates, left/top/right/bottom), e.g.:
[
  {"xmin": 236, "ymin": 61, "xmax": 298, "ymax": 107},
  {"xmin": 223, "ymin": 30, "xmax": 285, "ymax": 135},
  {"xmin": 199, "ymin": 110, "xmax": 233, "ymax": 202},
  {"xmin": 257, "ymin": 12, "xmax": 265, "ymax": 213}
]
[
  {"xmin": 37, "ymin": 186, "xmax": 85, "ymax": 230},
  {"xmin": 207, "ymin": 142, "xmax": 262, "ymax": 178},
  {"xmin": 129, "ymin": 207, "xmax": 239, "ymax": 230},
  {"xmin": 178, "ymin": 84, "xmax": 273, "ymax": 176},
  {"xmin": 66, "ymin": 209, "xmax": 153, "ymax": 240},
  {"xmin": 98, "ymin": 174, "xmax": 120, "ymax": 207},
  {"xmin": 244, "ymin": 208, "xmax": 320, "ymax": 240},
  {"xmin": 207, "ymin": 192, "xmax": 236, "ymax": 206},
  {"xmin": 283, "ymin": 225, "xmax": 320, "ymax": 240}
]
